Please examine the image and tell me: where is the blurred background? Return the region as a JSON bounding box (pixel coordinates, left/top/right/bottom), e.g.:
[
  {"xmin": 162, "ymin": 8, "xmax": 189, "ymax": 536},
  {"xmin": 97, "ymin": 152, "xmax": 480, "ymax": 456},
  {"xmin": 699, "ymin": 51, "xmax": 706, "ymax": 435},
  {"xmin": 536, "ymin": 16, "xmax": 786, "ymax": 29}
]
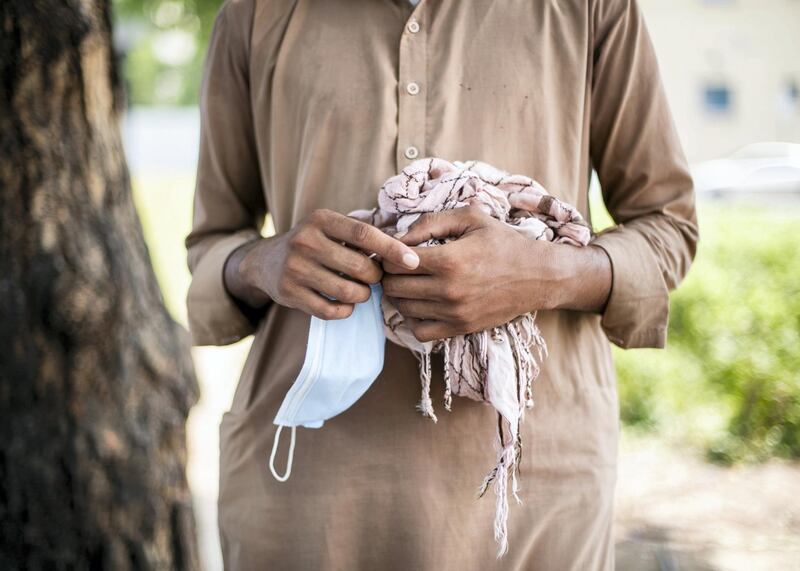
[{"xmin": 113, "ymin": 1, "xmax": 800, "ymax": 569}]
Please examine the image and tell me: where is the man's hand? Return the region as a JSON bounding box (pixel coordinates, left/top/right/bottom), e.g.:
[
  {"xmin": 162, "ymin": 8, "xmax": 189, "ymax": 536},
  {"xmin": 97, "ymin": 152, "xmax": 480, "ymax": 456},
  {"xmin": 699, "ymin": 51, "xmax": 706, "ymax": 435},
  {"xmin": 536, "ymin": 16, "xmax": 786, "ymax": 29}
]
[
  {"xmin": 224, "ymin": 209, "xmax": 420, "ymax": 320},
  {"xmin": 381, "ymin": 205, "xmax": 612, "ymax": 342}
]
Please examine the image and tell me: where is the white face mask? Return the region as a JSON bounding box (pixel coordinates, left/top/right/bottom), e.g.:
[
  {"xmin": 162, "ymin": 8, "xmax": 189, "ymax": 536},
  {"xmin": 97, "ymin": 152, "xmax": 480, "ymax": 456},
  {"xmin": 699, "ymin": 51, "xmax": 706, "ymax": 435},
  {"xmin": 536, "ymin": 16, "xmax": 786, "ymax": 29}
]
[{"xmin": 268, "ymin": 283, "xmax": 386, "ymax": 482}]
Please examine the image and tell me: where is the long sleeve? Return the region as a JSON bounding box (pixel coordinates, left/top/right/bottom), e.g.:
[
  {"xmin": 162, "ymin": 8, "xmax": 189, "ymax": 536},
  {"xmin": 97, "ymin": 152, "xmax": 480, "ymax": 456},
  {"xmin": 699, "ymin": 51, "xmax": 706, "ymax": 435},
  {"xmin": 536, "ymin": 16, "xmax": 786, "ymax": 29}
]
[
  {"xmin": 185, "ymin": 0, "xmax": 266, "ymax": 346},
  {"xmin": 588, "ymin": 0, "xmax": 699, "ymax": 349}
]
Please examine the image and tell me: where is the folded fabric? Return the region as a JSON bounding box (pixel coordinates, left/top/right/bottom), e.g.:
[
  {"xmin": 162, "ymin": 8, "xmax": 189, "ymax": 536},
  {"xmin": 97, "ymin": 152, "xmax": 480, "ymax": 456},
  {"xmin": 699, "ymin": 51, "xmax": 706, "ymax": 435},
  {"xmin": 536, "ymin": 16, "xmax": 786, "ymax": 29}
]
[{"xmin": 349, "ymin": 157, "xmax": 591, "ymax": 556}]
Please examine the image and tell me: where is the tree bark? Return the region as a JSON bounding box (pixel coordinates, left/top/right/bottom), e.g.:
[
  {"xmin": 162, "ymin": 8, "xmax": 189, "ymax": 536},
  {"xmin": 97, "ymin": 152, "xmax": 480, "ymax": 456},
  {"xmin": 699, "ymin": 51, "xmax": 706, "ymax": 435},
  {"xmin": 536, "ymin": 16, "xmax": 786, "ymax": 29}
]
[{"xmin": 0, "ymin": 1, "xmax": 200, "ymax": 569}]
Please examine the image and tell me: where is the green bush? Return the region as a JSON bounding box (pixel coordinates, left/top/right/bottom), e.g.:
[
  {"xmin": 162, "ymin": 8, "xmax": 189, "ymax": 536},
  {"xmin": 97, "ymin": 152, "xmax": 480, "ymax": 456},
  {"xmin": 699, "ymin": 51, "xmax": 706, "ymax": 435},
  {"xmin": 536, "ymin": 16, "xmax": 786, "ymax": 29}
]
[
  {"xmin": 115, "ymin": 0, "xmax": 219, "ymax": 106},
  {"xmin": 612, "ymin": 204, "xmax": 800, "ymax": 464}
]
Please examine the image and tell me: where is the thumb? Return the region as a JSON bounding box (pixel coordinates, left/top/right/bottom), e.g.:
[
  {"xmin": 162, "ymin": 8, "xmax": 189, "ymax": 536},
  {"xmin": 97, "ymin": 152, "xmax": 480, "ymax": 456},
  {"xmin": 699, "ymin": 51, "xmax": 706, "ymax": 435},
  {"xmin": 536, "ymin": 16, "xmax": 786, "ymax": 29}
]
[{"xmin": 396, "ymin": 205, "xmax": 487, "ymax": 246}]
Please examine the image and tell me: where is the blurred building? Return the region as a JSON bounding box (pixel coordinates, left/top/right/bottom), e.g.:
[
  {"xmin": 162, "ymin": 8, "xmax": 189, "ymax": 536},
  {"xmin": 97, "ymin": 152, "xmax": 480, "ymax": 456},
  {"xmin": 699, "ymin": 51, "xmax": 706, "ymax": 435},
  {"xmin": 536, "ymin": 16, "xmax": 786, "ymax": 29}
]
[{"xmin": 640, "ymin": 0, "xmax": 800, "ymax": 162}]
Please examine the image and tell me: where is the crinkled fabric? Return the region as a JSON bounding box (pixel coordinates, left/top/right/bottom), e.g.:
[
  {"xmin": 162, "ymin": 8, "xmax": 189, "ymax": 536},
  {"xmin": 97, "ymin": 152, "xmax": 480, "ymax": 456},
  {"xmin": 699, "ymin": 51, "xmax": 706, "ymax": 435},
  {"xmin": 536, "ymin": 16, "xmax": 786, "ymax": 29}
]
[{"xmin": 349, "ymin": 157, "xmax": 592, "ymax": 556}]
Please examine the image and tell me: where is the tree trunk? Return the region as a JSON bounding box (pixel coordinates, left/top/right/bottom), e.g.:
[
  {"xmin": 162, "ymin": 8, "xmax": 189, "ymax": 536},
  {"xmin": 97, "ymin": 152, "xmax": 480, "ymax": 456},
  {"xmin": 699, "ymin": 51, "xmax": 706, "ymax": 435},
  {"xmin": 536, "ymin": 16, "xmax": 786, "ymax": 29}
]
[{"xmin": 0, "ymin": 1, "xmax": 201, "ymax": 569}]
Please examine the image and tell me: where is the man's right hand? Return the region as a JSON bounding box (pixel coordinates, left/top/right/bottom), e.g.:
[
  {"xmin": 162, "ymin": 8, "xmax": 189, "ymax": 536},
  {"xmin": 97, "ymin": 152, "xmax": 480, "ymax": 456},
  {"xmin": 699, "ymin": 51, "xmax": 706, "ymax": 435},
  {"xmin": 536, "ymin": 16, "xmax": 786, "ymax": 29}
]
[{"xmin": 224, "ymin": 209, "xmax": 420, "ymax": 320}]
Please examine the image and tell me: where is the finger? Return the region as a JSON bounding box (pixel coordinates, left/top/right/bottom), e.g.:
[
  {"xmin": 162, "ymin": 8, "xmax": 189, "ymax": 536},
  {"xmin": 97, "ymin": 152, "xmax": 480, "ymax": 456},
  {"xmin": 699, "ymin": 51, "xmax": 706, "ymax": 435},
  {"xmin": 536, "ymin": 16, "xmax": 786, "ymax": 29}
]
[
  {"xmin": 413, "ymin": 243, "xmax": 456, "ymax": 273},
  {"xmin": 298, "ymin": 264, "xmax": 372, "ymax": 305},
  {"xmin": 381, "ymin": 256, "xmax": 430, "ymax": 275},
  {"xmin": 396, "ymin": 206, "xmax": 487, "ymax": 246},
  {"xmin": 383, "ymin": 243, "xmax": 458, "ymax": 275},
  {"xmin": 295, "ymin": 287, "xmax": 355, "ymax": 320},
  {"xmin": 405, "ymin": 317, "xmax": 455, "ymax": 343},
  {"xmin": 381, "ymin": 274, "xmax": 441, "ymax": 300},
  {"xmin": 321, "ymin": 211, "xmax": 420, "ymax": 269},
  {"xmin": 386, "ymin": 297, "xmax": 448, "ymax": 321},
  {"xmin": 315, "ymin": 240, "xmax": 383, "ymax": 284}
]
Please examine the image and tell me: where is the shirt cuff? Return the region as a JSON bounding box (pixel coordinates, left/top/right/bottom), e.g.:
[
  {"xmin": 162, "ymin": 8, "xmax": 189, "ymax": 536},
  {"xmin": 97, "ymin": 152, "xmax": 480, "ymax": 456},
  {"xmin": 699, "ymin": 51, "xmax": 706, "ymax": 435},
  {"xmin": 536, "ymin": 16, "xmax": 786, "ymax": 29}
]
[
  {"xmin": 590, "ymin": 226, "xmax": 669, "ymax": 349},
  {"xmin": 186, "ymin": 229, "xmax": 262, "ymax": 346}
]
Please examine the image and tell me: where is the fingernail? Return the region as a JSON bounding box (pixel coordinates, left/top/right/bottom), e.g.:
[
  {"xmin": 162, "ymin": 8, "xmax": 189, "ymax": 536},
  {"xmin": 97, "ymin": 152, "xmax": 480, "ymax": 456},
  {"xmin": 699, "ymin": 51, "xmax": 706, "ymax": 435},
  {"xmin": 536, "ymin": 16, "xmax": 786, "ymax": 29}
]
[
  {"xmin": 395, "ymin": 229, "xmax": 408, "ymax": 238},
  {"xmin": 402, "ymin": 251, "xmax": 419, "ymax": 269}
]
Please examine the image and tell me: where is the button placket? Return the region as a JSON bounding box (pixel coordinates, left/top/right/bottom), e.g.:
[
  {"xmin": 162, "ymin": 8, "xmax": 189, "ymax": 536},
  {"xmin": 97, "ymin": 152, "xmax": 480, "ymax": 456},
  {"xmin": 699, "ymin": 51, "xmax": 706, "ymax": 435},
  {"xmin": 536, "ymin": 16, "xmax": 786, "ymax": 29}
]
[{"xmin": 396, "ymin": 11, "xmax": 427, "ymax": 171}]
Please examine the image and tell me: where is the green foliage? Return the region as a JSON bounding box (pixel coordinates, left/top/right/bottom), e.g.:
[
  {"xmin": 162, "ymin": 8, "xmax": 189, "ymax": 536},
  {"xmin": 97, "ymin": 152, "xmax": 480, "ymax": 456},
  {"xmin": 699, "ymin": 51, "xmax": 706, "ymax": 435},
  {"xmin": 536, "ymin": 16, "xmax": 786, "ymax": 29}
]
[
  {"xmin": 611, "ymin": 204, "xmax": 800, "ymax": 464},
  {"xmin": 114, "ymin": 0, "xmax": 221, "ymax": 105}
]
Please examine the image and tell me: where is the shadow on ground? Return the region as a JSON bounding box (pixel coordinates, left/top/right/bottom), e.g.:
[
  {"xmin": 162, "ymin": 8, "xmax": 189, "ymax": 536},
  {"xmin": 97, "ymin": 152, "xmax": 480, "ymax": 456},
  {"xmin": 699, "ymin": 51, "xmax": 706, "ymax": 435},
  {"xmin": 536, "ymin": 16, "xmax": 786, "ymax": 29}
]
[
  {"xmin": 614, "ymin": 436, "xmax": 800, "ymax": 571},
  {"xmin": 617, "ymin": 524, "xmax": 717, "ymax": 571}
]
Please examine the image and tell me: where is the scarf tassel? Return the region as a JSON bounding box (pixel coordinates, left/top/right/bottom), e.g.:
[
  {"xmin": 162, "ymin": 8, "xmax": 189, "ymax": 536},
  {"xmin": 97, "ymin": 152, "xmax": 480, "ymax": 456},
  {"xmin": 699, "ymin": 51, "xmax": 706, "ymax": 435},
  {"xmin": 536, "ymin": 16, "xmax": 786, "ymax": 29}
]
[{"xmin": 414, "ymin": 350, "xmax": 438, "ymax": 422}]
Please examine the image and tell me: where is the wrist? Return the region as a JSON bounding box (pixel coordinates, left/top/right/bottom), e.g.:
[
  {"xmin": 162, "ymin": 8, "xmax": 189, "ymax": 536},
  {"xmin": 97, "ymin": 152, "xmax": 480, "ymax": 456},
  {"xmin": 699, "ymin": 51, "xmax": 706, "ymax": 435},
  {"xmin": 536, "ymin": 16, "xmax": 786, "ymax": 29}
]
[
  {"xmin": 515, "ymin": 238, "xmax": 573, "ymax": 313},
  {"xmin": 223, "ymin": 238, "xmax": 273, "ymax": 309},
  {"xmin": 551, "ymin": 244, "xmax": 612, "ymax": 313}
]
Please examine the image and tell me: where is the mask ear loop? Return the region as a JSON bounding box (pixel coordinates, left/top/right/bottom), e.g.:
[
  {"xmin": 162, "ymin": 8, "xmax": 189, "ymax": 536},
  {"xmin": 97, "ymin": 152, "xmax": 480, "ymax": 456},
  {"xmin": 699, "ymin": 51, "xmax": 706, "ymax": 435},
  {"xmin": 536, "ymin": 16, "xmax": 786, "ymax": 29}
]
[{"xmin": 269, "ymin": 425, "xmax": 297, "ymax": 482}]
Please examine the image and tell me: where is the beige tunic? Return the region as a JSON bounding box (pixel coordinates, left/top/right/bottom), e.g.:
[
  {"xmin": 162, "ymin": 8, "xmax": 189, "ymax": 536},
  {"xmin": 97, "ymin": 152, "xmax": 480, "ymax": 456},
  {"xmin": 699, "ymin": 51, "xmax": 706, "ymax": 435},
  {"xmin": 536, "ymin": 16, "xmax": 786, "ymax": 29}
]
[{"xmin": 185, "ymin": 0, "xmax": 698, "ymax": 569}]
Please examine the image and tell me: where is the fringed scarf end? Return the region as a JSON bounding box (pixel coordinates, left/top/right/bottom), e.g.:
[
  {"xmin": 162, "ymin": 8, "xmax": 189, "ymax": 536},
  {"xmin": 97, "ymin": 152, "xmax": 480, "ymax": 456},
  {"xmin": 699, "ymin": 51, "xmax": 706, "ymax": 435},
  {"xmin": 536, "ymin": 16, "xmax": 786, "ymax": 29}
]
[
  {"xmin": 442, "ymin": 340, "xmax": 453, "ymax": 411},
  {"xmin": 414, "ymin": 350, "xmax": 438, "ymax": 422}
]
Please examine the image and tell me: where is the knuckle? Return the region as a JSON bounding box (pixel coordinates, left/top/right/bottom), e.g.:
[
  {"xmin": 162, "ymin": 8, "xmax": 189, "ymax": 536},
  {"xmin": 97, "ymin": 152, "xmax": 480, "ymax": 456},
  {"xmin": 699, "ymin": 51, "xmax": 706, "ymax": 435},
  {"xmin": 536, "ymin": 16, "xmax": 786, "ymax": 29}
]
[
  {"xmin": 338, "ymin": 283, "xmax": 360, "ymax": 303},
  {"xmin": 286, "ymin": 231, "xmax": 302, "ymax": 248},
  {"xmin": 287, "ymin": 228, "xmax": 313, "ymax": 251},
  {"xmin": 347, "ymin": 256, "xmax": 371, "ymax": 279},
  {"xmin": 351, "ymin": 222, "xmax": 372, "ymax": 245},
  {"xmin": 444, "ymin": 256, "xmax": 464, "ymax": 275},
  {"xmin": 283, "ymin": 254, "xmax": 305, "ymax": 276},
  {"xmin": 446, "ymin": 301, "xmax": 462, "ymax": 318},
  {"xmin": 452, "ymin": 309, "xmax": 470, "ymax": 327},
  {"xmin": 441, "ymin": 282, "xmax": 461, "ymax": 302},
  {"xmin": 276, "ymin": 277, "xmax": 293, "ymax": 298},
  {"xmin": 414, "ymin": 212, "xmax": 431, "ymax": 227},
  {"xmin": 436, "ymin": 254, "xmax": 455, "ymax": 274},
  {"xmin": 382, "ymin": 278, "xmax": 398, "ymax": 297},
  {"xmin": 308, "ymin": 208, "xmax": 331, "ymax": 226}
]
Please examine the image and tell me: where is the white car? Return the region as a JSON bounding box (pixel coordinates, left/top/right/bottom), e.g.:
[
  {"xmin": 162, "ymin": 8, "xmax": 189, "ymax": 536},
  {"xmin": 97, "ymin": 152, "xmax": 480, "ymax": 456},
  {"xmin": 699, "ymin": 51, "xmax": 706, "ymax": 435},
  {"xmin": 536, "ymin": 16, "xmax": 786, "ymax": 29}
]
[{"xmin": 691, "ymin": 142, "xmax": 800, "ymax": 197}]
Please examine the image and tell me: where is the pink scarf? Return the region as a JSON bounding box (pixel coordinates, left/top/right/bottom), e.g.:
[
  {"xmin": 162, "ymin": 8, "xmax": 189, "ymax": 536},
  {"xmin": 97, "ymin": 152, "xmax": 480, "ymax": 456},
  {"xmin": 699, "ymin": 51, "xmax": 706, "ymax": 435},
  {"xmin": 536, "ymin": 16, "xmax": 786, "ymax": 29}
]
[{"xmin": 349, "ymin": 158, "xmax": 591, "ymax": 556}]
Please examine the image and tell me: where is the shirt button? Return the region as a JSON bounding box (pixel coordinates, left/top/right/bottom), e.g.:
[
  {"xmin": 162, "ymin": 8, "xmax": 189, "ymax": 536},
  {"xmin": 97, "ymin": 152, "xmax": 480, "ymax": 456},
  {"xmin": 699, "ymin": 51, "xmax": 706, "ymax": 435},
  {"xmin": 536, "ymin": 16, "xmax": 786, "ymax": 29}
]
[
  {"xmin": 407, "ymin": 20, "xmax": 420, "ymax": 34},
  {"xmin": 406, "ymin": 82, "xmax": 420, "ymax": 96},
  {"xmin": 404, "ymin": 146, "xmax": 419, "ymax": 159}
]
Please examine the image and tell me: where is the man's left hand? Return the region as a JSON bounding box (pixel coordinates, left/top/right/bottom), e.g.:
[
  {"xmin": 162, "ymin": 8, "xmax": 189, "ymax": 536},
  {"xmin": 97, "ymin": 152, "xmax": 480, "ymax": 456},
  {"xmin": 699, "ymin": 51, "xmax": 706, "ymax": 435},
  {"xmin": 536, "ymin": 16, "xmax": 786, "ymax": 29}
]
[{"xmin": 381, "ymin": 205, "xmax": 583, "ymax": 342}]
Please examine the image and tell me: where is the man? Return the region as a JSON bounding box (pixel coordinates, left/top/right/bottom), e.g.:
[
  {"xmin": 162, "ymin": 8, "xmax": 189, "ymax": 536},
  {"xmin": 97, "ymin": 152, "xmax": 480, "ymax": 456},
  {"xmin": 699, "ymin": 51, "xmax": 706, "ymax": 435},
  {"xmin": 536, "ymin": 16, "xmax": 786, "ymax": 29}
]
[{"xmin": 185, "ymin": 0, "xmax": 698, "ymax": 569}]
